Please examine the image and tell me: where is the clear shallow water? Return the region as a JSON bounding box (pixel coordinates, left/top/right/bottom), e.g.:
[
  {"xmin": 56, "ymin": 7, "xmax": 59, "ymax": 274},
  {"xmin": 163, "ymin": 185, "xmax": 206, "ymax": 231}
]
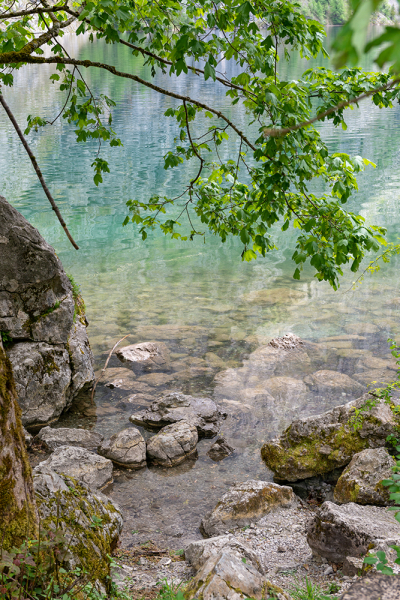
[{"xmin": 2, "ymin": 29, "xmax": 400, "ymax": 548}]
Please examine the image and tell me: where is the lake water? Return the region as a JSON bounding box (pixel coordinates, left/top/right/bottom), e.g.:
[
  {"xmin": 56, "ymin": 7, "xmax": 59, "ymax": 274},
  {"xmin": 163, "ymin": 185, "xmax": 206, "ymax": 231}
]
[{"xmin": 2, "ymin": 28, "xmax": 400, "ymax": 549}]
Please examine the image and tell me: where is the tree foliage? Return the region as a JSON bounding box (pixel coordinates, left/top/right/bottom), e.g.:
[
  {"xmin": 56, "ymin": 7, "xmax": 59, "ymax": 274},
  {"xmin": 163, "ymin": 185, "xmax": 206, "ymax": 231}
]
[{"xmin": 0, "ymin": 0, "xmax": 399, "ymax": 288}]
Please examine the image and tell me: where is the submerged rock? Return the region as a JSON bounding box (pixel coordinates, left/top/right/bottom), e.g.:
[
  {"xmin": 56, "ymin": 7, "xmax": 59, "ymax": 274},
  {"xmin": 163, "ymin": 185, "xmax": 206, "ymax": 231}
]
[
  {"xmin": 261, "ymin": 394, "xmax": 398, "ymax": 481},
  {"xmin": 339, "ymin": 573, "xmax": 400, "ymax": 599},
  {"xmin": 130, "ymin": 390, "xmax": 226, "ymax": 438},
  {"xmin": 242, "ymin": 287, "xmax": 305, "ymax": 306},
  {"xmin": 0, "ymin": 195, "xmax": 94, "ymax": 429},
  {"xmin": 33, "ymin": 465, "xmax": 123, "ymax": 585},
  {"xmin": 303, "ymin": 370, "xmax": 365, "ymax": 395},
  {"xmin": 98, "ymin": 428, "xmax": 146, "ymax": 469},
  {"xmin": 334, "ymin": 448, "xmax": 395, "ymax": 506},
  {"xmin": 200, "ymin": 480, "xmax": 297, "ymax": 537},
  {"xmin": 38, "ymin": 445, "xmax": 113, "ymax": 490},
  {"xmin": 146, "ymin": 421, "xmax": 198, "ymax": 467},
  {"xmin": 307, "ymin": 501, "xmax": 400, "ymax": 563},
  {"xmin": 101, "ymin": 367, "xmax": 136, "ymax": 391},
  {"xmin": 37, "ymin": 426, "xmax": 103, "ymax": 452},
  {"xmin": 115, "ymin": 341, "xmax": 170, "ymax": 372},
  {"xmin": 207, "ymin": 437, "xmax": 235, "ymax": 462}
]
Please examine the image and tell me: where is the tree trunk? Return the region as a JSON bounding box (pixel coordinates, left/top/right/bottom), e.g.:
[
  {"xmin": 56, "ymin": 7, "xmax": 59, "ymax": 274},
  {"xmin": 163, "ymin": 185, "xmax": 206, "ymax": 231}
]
[{"xmin": 0, "ymin": 340, "xmax": 38, "ymax": 550}]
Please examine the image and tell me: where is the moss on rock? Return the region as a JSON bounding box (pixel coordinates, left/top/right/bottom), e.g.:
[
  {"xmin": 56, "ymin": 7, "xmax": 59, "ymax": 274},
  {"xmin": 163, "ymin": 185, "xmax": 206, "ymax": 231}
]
[{"xmin": 33, "ymin": 467, "xmax": 123, "ymax": 588}]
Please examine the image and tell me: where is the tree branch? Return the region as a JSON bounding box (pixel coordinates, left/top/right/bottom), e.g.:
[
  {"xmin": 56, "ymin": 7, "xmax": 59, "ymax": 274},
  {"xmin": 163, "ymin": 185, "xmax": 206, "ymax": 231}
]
[
  {"xmin": 0, "ymin": 51, "xmax": 257, "ymax": 151},
  {"xmin": 0, "ymin": 90, "xmax": 79, "ymax": 249},
  {"xmin": 263, "ymin": 76, "xmax": 400, "ymax": 137}
]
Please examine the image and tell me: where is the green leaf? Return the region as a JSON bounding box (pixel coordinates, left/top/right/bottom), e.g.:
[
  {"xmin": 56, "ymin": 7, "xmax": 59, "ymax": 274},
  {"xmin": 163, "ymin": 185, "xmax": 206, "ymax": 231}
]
[{"xmin": 204, "ymin": 61, "xmax": 216, "ymax": 81}]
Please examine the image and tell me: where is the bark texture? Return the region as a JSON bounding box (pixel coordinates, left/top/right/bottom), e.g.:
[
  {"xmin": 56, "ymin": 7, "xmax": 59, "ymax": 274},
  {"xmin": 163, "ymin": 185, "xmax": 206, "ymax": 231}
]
[{"xmin": 0, "ymin": 341, "xmax": 38, "ymax": 550}]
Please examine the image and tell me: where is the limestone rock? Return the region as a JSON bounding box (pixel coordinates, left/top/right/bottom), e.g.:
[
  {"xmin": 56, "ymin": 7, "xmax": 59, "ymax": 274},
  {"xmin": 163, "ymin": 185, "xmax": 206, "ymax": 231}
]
[
  {"xmin": 306, "ymin": 501, "xmax": 400, "ymax": 563},
  {"xmin": 38, "ymin": 445, "xmax": 113, "ymax": 490},
  {"xmin": 261, "ymin": 394, "xmax": 398, "ymax": 481},
  {"xmin": 130, "ymin": 391, "xmax": 226, "ymax": 438},
  {"xmin": 115, "ymin": 341, "xmax": 170, "ymax": 372},
  {"xmin": 242, "ymin": 287, "xmax": 305, "ymax": 306},
  {"xmin": 66, "ymin": 320, "xmax": 95, "ymax": 400},
  {"xmin": 268, "ymin": 333, "xmax": 304, "ymax": 350},
  {"xmin": 334, "ymin": 448, "xmax": 395, "ymax": 506},
  {"xmin": 8, "ymin": 342, "xmax": 72, "ymax": 429},
  {"xmin": 37, "ymin": 426, "xmax": 103, "ymax": 452},
  {"xmin": 200, "ymin": 480, "xmax": 297, "ymax": 537},
  {"xmin": 184, "ymin": 551, "xmax": 289, "ymax": 600},
  {"xmin": 98, "ymin": 428, "xmax": 146, "ymax": 469},
  {"xmin": 207, "ymin": 438, "xmax": 235, "ymax": 462},
  {"xmin": 33, "ymin": 465, "xmax": 123, "ymax": 584},
  {"xmin": 339, "ymin": 574, "xmax": 400, "ymax": 600},
  {"xmin": 101, "ymin": 367, "xmax": 136, "ymax": 391},
  {"xmin": 0, "ymin": 196, "xmax": 94, "ymax": 429},
  {"xmin": 23, "ymin": 427, "xmax": 33, "ymax": 448},
  {"xmin": 146, "ymin": 421, "xmax": 198, "ymax": 467},
  {"xmin": 303, "ymin": 370, "xmax": 365, "ymax": 395},
  {"xmin": 185, "ymin": 534, "xmax": 264, "ymax": 574}
]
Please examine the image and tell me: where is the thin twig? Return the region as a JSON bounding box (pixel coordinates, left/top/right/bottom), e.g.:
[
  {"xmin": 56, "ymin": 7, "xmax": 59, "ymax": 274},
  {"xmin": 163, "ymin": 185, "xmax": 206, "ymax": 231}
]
[
  {"xmin": 0, "ymin": 90, "xmax": 79, "ymax": 249},
  {"xmin": 90, "ymin": 334, "xmax": 131, "ymax": 403}
]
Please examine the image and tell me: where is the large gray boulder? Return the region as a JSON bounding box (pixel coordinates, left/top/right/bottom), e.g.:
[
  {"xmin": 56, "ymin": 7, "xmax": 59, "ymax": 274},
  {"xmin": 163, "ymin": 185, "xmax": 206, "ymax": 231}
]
[
  {"xmin": 130, "ymin": 391, "xmax": 226, "ymax": 438},
  {"xmin": 33, "ymin": 465, "xmax": 123, "ymax": 585},
  {"xmin": 98, "ymin": 428, "xmax": 146, "ymax": 469},
  {"xmin": 339, "ymin": 574, "xmax": 400, "ymax": 600},
  {"xmin": 334, "ymin": 448, "xmax": 395, "ymax": 506},
  {"xmin": 200, "ymin": 480, "xmax": 297, "ymax": 537},
  {"xmin": 307, "ymin": 501, "xmax": 400, "ymax": 563},
  {"xmin": 37, "ymin": 426, "xmax": 103, "ymax": 452},
  {"xmin": 38, "ymin": 445, "xmax": 113, "ymax": 490},
  {"xmin": 261, "ymin": 395, "xmax": 398, "ymax": 481},
  {"xmin": 0, "ymin": 196, "xmax": 95, "ymax": 429},
  {"xmin": 146, "ymin": 421, "xmax": 198, "ymax": 467}
]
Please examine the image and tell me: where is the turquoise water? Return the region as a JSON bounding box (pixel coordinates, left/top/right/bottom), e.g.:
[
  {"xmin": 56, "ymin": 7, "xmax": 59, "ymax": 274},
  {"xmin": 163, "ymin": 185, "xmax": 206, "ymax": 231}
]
[{"xmin": 2, "ymin": 29, "xmax": 400, "ymax": 548}]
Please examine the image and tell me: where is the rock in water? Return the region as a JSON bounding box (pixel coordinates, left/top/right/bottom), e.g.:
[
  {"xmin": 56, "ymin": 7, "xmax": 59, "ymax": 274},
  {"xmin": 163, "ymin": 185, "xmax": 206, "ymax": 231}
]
[
  {"xmin": 261, "ymin": 394, "xmax": 397, "ymax": 481},
  {"xmin": 268, "ymin": 333, "xmax": 304, "ymax": 350},
  {"xmin": 130, "ymin": 390, "xmax": 226, "ymax": 438},
  {"xmin": 339, "ymin": 573, "xmax": 400, "ymax": 599},
  {"xmin": 98, "ymin": 428, "xmax": 146, "ymax": 469},
  {"xmin": 115, "ymin": 341, "xmax": 170, "ymax": 372},
  {"xmin": 334, "ymin": 448, "xmax": 395, "ymax": 506},
  {"xmin": 146, "ymin": 421, "xmax": 198, "ymax": 467},
  {"xmin": 0, "ymin": 196, "xmax": 95, "ymax": 429},
  {"xmin": 33, "ymin": 465, "xmax": 123, "ymax": 585},
  {"xmin": 303, "ymin": 370, "xmax": 365, "ymax": 395},
  {"xmin": 37, "ymin": 426, "xmax": 104, "ymax": 452},
  {"xmin": 38, "ymin": 445, "xmax": 113, "ymax": 490},
  {"xmin": 307, "ymin": 501, "xmax": 400, "ymax": 563},
  {"xmin": 200, "ymin": 480, "xmax": 297, "ymax": 537},
  {"xmin": 207, "ymin": 437, "xmax": 235, "ymax": 461}
]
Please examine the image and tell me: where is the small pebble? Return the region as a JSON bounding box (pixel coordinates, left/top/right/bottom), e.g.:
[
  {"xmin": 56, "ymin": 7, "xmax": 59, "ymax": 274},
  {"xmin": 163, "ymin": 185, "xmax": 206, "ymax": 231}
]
[
  {"xmin": 277, "ymin": 546, "xmax": 286, "ymax": 553},
  {"xmin": 324, "ymin": 566, "xmax": 334, "ymax": 576}
]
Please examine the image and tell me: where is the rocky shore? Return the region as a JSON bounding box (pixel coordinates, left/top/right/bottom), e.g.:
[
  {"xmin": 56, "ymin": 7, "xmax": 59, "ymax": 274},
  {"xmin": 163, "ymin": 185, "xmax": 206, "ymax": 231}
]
[{"xmin": 3, "ymin": 198, "xmax": 400, "ymax": 598}]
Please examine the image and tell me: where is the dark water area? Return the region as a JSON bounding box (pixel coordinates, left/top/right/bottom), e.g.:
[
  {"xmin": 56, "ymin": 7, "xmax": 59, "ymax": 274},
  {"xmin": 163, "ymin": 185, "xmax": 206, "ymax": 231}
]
[{"xmin": 2, "ymin": 27, "xmax": 400, "ymax": 549}]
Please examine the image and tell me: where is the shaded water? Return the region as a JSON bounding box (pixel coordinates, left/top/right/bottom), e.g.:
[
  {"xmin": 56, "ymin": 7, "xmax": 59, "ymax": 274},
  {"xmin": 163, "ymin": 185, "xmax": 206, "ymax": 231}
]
[{"xmin": 2, "ymin": 28, "xmax": 400, "ymax": 548}]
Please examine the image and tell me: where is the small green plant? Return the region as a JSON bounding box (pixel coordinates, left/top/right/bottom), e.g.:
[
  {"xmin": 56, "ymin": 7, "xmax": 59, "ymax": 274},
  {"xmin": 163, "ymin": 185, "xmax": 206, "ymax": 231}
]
[
  {"xmin": 67, "ymin": 273, "xmax": 81, "ymax": 300},
  {"xmin": 0, "ymin": 526, "xmax": 129, "ymax": 600},
  {"xmin": 156, "ymin": 578, "xmax": 185, "ymax": 600},
  {"xmin": 290, "ymin": 577, "xmax": 339, "ymax": 600},
  {"xmin": 0, "ymin": 331, "xmax": 12, "ymax": 346}
]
